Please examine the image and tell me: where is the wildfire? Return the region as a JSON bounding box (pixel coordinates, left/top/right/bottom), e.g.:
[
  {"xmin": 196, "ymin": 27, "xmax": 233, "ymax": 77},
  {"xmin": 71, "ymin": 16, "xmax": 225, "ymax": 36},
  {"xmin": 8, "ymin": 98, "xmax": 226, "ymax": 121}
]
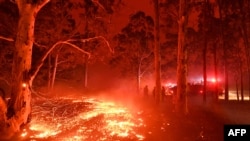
[{"xmin": 20, "ymin": 97, "xmax": 145, "ymax": 140}]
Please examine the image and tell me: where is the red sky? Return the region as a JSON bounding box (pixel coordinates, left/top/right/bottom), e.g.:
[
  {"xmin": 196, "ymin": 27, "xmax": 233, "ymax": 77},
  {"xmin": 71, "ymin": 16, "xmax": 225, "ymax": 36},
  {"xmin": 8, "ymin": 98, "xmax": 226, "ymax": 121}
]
[{"xmin": 109, "ymin": 0, "xmax": 154, "ymax": 34}]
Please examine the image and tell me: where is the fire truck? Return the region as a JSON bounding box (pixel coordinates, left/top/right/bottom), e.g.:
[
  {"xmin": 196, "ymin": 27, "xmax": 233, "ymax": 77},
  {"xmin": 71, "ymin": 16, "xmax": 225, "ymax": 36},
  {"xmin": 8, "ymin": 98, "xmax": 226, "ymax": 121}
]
[{"xmin": 167, "ymin": 82, "xmax": 224, "ymax": 96}]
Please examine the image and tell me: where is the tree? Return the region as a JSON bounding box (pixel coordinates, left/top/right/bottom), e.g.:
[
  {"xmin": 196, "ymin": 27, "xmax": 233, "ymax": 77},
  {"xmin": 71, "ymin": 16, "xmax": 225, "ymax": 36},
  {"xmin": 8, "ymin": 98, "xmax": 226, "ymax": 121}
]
[
  {"xmin": 34, "ymin": 0, "xmax": 79, "ymax": 92},
  {"xmin": 79, "ymin": 0, "xmax": 117, "ymax": 88},
  {"xmin": 2, "ymin": 0, "xmax": 50, "ymax": 137},
  {"xmin": 217, "ymin": 0, "xmax": 250, "ymax": 101},
  {"xmin": 175, "ymin": 0, "xmax": 189, "ymax": 114},
  {"xmin": 110, "ymin": 11, "xmax": 154, "ymax": 94},
  {"xmin": 153, "ymin": 0, "xmax": 162, "ymax": 103},
  {"xmin": 0, "ymin": 0, "xmax": 18, "ymax": 94},
  {"xmin": 32, "ymin": 0, "xmax": 117, "ymax": 91},
  {"xmin": 159, "ymin": 0, "xmax": 179, "ymax": 83},
  {"xmin": 0, "ymin": 0, "xmax": 112, "ymax": 138},
  {"xmin": 238, "ymin": 0, "xmax": 250, "ymax": 101}
]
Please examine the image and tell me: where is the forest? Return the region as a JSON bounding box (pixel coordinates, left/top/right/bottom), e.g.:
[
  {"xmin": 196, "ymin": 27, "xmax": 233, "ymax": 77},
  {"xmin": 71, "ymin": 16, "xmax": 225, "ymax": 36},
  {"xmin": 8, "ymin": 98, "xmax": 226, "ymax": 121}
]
[{"xmin": 0, "ymin": 0, "xmax": 250, "ymax": 140}]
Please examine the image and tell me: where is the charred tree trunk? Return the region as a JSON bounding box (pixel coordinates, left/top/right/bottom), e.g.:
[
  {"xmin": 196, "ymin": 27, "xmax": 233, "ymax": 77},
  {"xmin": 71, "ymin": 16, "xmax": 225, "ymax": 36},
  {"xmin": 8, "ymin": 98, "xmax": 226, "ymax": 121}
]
[
  {"xmin": 175, "ymin": 0, "xmax": 188, "ymax": 114},
  {"xmin": 153, "ymin": 0, "xmax": 162, "ymax": 104}
]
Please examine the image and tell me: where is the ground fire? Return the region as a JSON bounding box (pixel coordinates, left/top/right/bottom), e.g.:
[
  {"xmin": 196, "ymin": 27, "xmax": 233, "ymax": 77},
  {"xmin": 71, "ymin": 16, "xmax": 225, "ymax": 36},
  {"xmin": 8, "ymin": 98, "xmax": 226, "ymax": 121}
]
[{"xmin": 17, "ymin": 97, "xmax": 145, "ymax": 141}]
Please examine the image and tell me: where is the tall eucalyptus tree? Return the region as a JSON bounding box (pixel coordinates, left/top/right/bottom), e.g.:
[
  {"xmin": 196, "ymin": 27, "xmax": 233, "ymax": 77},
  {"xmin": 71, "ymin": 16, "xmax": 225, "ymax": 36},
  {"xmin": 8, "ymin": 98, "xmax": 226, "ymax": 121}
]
[
  {"xmin": 111, "ymin": 11, "xmax": 154, "ymax": 94},
  {"xmin": 176, "ymin": 0, "xmax": 189, "ymax": 114}
]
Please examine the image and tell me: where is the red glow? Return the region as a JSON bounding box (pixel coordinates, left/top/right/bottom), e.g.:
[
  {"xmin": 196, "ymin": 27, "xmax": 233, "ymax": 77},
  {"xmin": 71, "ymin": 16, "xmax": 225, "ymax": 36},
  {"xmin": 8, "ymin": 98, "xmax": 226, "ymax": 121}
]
[
  {"xmin": 211, "ymin": 78, "xmax": 216, "ymax": 83},
  {"xmin": 22, "ymin": 97, "xmax": 145, "ymax": 140}
]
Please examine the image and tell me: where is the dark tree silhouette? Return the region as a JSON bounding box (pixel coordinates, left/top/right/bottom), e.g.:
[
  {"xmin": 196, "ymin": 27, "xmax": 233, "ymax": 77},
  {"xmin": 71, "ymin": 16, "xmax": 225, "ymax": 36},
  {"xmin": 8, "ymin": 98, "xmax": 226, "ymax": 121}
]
[{"xmin": 110, "ymin": 11, "xmax": 154, "ymax": 94}]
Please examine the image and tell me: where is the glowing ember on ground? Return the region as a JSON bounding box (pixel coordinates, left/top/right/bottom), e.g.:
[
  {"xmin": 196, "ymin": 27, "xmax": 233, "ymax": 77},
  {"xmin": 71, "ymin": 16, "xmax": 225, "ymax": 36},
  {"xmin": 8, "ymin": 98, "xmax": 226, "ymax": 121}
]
[{"xmin": 20, "ymin": 97, "xmax": 145, "ymax": 140}]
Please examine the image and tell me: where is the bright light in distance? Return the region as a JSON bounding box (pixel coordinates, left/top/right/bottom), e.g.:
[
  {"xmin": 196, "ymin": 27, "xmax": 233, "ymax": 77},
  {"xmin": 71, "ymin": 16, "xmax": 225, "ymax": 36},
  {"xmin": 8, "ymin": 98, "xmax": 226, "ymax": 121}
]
[
  {"xmin": 164, "ymin": 82, "xmax": 176, "ymax": 88},
  {"xmin": 208, "ymin": 77, "xmax": 220, "ymax": 83},
  {"xmin": 190, "ymin": 77, "xmax": 221, "ymax": 83},
  {"xmin": 211, "ymin": 78, "xmax": 216, "ymax": 83}
]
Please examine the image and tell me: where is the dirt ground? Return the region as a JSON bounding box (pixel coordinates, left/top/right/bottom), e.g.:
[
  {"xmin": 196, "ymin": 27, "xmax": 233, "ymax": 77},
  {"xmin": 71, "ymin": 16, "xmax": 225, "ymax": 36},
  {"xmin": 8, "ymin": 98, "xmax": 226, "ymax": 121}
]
[
  {"xmin": 1, "ymin": 89, "xmax": 250, "ymax": 141},
  {"xmin": 136, "ymin": 95, "xmax": 250, "ymax": 141}
]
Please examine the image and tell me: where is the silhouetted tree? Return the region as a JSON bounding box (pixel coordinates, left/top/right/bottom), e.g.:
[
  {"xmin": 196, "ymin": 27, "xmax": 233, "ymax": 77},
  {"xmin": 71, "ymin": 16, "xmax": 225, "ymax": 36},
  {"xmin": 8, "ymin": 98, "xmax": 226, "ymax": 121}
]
[
  {"xmin": 153, "ymin": 0, "xmax": 162, "ymax": 103},
  {"xmin": 111, "ymin": 11, "xmax": 154, "ymax": 94},
  {"xmin": 175, "ymin": 0, "xmax": 189, "ymax": 114}
]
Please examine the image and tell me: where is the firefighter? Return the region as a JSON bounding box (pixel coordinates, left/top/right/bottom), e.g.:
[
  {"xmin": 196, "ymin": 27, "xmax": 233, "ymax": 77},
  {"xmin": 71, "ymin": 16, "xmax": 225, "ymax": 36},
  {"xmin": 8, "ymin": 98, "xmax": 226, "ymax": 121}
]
[
  {"xmin": 143, "ymin": 85, "xmax": 149, "ymax": 97},
  {"xmin": 161, "ymin": 86, "xmax": 166, "ymax": 102}
]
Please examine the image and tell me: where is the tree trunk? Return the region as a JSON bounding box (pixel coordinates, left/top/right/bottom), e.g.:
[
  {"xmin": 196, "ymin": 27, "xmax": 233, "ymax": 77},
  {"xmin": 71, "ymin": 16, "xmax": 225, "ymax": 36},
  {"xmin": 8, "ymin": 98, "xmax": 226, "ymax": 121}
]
[
  {"xmin": 176, "ymin": 0, "xmax": 188, "ymax": 114},
  {"xmin": 224, "ymin": 62, "xmax": 229, "ymax": 101},
  {"xmin": 136, "ymin": 41, "xmax": 141, "ymax": 95},
  {"xmin": 137, "ymin": 63, "xmax": 141, "ymax": 95},
  {"xmin": 203, "ymin": 30, "xmax": 207, "ymax": 103},
  {"xmin": 236, "ymin": 43, "xmax": 244, "ymax": 101},
  {"xmin": 48, "ymin": 54, "xmax": 52, "ymax": 92},
  {"xmin": 213, "ymin": 42, "xmax": 219, "ymax": 101},
  {"xmin": 239, "ymin": 0, "xmax": 250, "ymax": 101},
  {"xmin": 4, "ymin": 0, "xmax": 49, "ymax": 136},
  {"xmin": 240, "ymin": 66, "xmax": 244, "ymax": 101},
  {"xmin": 153, "ymin": 0, "xmax": 162, "ymax": 104},
  {"xmin": 202, "ymin": 0, "xmax": 209, "ymax": 103},
  {"xmin": 50, "ymin": 53, "xmax": 58, "ymax": 92},
  {"xmin": 83, "ymin": 54, "xmax": 88, "ymax": 88},
  {"xmin": 235, "ymin": 75, "xmax": 239, "ymax": 101},
  {"xmin": 240, "ymin": 26, "xmax": 249, "ymax": 101},
  {"xmin": 7, "ymin": 6, "xmax": 36, "ymax": 132},
  {"xmin": 218, "ymin": 1, "xmax": 229, "ymax": 101}
]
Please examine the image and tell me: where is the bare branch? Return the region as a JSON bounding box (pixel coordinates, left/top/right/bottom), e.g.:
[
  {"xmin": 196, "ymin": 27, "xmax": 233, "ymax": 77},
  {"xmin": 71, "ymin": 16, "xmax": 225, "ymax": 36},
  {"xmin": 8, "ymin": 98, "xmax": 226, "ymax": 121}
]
[
  {"xmin": 141, "ymin": 51, "xmax": 153, "ymax": 61},
  {"xmin": 68, "ymin": 36, "xmax": 113, "ymax": 53},
  {"xmin": 61, "ymin": 41, "xmax": 91, "ymax": 57},
  {"xmin": 91, "ymin": 0, "xmax": 106, "ymax": 11},
  {"xmin": 168, "ymin": 11, "xmax": 178, "ymax": 21},
  {"xmin": 0, "ymin": 36, "xmax": 14, "ymax": 42},
  {"xmin": 35, "ymin": 0, "xmax": 50, "ymax": 11},
  {"xmin": 57, "ymin": 60, "xmax": 69, "ymax": 65},
  {"xmin": 140, "ymin": 62, "xmax": 154, "ymax": 78},
  {"xmin": 30, "ymin": 36, "xmax": 112, "ymax": 83},
  {"xmin": 10, "ymin": 0, "xmax": 16, "ymax": 4},
  {"xmin": 0, "ymin": 77, "xmax": 11, "ymax": 87},
  {"xmin": 30, "ymin": 40, "xmax": 91, "ymax": 83},
  {"xmin": 33, "ymin": 41, "xmax": 47, "ymax": 49}
]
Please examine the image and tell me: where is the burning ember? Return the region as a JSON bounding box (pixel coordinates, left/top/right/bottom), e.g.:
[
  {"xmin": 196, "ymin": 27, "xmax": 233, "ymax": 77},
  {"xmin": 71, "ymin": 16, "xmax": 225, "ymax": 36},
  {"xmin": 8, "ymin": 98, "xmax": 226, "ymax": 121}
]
[{"xmin": 19, "ymin": 97, "xmax": 145, "ymax": 140}]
